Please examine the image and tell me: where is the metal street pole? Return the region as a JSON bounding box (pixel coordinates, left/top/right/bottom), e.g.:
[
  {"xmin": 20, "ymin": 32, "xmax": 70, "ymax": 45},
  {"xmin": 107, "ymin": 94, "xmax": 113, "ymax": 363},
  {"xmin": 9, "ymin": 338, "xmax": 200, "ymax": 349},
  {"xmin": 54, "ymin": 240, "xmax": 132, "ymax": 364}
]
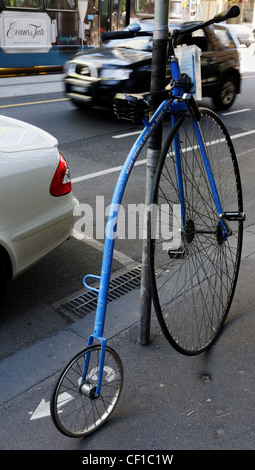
[{"xmin": 138, "ymin": 0, "xmax": 170, "ymax": 345}]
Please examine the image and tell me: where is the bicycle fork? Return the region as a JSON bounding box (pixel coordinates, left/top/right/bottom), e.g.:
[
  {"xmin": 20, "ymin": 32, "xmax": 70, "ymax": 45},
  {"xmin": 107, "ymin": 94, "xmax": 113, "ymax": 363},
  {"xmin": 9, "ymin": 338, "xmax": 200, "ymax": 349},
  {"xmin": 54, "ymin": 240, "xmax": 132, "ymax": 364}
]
[
  {"xmin": 172, "ymin": 113, "xmax": 245, "ymax": 255},
  {"xmin": 193, "ymin": 119, "xmax": 245, "ymax": 235}
]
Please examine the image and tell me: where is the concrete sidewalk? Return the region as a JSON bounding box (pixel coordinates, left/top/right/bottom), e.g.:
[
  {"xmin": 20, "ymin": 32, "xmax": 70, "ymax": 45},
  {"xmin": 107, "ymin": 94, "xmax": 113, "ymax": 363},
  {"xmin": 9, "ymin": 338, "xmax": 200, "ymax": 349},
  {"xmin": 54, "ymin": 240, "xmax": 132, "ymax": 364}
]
[
  {"xmin": 0, "ymin": 73, "xmax": 65, "ymax": 98},
  {"xmin": 0, "ymin": 232, "xmax": 254, "ymax": 450}
]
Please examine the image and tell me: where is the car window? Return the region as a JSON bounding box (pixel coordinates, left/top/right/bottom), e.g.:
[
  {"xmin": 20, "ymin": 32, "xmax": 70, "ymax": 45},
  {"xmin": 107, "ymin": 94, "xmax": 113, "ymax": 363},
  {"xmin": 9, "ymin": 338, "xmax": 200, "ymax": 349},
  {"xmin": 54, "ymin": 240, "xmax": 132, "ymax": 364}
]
[
  {"xmin": 214, "ymin": 26, "xmax": 236, "ymax": 48},
  {"xmin": 176, "ymin": 28, "xmax": 208, "ymax": 52},
  {"xmin": 191, "ymin": 29, "xmax": 208, "ymax": 51},
  {"xmin": 106, "ymin": 36, "xmax": 153, "ymax": 52}
]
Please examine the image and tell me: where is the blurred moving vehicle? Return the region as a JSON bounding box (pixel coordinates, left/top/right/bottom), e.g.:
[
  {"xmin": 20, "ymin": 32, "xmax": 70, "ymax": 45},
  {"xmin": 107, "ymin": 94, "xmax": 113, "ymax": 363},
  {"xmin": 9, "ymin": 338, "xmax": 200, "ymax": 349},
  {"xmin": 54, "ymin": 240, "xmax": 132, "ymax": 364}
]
[
  {"xmin": 228, "ymin": 23, "xmax": 255, "ymax": 47},
  {"xmin": 64, "ymin": 19, "xmax": 241, "ymax": 111},
  {"xmin": 0, "ymin": 115, "xmax": 78, "ymax": 303}
]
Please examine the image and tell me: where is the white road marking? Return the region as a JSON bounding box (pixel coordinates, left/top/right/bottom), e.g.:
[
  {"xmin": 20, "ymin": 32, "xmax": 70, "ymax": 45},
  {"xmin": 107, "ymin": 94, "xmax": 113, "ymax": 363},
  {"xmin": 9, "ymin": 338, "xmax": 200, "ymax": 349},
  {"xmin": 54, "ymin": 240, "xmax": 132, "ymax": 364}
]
[
  {"xmin": 71, "ymin": 158, "xmax": 146, "ymax": 184},
  {"xmin": 231, "ymin": 129, "xmax": 255, "ymax": 140},
  {"xmin": 221, "ymin": 108, "xmax": 251, "ymax": 116},
  {"xmin": 30, "ymin": 393, "xmax": 73, "ymax": 420},
  {"xmin": 71, "ymin": 129, "xmax": 255, "ymax": 185},
  {"xmin": 112, "ymin": 130, "xmax": 141, "ymax": 139},
  {"xmin": 72, "ymin": 229, "xmax": 135, "ymax": 266}
]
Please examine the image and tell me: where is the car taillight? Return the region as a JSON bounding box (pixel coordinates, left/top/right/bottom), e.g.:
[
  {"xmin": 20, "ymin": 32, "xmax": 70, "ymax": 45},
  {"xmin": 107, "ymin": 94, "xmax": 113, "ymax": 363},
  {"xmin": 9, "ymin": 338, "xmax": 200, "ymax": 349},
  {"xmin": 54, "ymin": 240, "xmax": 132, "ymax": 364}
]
[{"xmin": 50, "ymin": 153, "xmax": 72, "ymax": 197}]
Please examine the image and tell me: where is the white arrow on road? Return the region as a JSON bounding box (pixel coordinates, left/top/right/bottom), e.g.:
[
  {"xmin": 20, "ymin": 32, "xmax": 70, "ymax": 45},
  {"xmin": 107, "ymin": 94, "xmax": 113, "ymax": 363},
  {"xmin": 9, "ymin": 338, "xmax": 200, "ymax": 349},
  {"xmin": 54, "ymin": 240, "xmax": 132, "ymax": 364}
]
[
  {"xmin": 30, "ymin": 399, "xmax": 50, "ymax": 420},
  {"xmin": 30, "ymin": 392, "xmax": 73, "ymax": 420}
]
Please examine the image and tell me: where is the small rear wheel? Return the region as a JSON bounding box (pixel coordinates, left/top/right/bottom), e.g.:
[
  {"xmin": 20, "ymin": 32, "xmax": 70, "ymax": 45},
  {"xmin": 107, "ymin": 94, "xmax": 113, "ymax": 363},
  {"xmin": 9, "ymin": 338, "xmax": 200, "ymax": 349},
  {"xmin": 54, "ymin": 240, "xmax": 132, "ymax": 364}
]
[{"xmin": 51, "ymin": 345, "xmax": 123, "ymax": 437}]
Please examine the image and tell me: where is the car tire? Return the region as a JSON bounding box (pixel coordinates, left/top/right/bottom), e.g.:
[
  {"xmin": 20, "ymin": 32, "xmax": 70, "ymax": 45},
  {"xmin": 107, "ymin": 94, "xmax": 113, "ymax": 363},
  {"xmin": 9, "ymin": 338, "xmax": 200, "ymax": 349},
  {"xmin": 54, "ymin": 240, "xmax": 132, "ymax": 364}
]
[
  {"xmin": 0, "ymin": 258, "xmax": 8, "ymax": 305},
  {"xmin": 212, "ymin": 75, "xmax": 237, "ymax": 111}
]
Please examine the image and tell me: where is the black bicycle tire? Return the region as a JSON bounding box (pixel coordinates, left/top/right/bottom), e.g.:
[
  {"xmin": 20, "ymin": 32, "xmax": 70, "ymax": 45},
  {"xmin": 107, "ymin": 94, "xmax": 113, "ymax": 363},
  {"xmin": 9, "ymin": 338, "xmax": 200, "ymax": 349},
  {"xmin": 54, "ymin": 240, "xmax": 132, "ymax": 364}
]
[
  {"xmin": 51, "ymin": 345, "xmax": 123, "ymax": 437},
  {"xmin": 148, "ymin": 107, "xmax": 243, "ymax": 355}
]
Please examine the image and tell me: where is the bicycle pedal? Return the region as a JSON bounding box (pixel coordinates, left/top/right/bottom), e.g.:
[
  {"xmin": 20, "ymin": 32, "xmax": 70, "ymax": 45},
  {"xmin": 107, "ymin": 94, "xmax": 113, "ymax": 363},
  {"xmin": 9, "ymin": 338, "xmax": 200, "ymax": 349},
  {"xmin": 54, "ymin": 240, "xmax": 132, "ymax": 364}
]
[
  {"xmin": 168, "ymin": 248, "xmax": 185, "ymax": 259},
  {"xmin": 222, "ymin": 212, "xmax": 246, "ymax": 221}
]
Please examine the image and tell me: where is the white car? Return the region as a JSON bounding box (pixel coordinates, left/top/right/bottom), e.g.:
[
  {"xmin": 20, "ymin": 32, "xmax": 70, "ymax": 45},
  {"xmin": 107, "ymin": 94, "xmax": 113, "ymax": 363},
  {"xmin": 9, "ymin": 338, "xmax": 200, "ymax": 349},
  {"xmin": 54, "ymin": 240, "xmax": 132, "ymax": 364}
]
[
  {"xmin": 0, "ymin": 115, "xmax": 78, "ymax": 303},
  {"xmin": 228, "ymin": 23, "xmax": 255, "ymax": 47}
]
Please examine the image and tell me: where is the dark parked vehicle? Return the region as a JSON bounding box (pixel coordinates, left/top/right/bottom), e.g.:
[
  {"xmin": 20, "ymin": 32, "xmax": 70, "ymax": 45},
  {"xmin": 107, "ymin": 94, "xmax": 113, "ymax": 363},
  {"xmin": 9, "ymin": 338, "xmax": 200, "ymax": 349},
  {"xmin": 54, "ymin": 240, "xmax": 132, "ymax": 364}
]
[{"xmin": 64, "ymin": 19, "xmax": 241, "ymax": 111}]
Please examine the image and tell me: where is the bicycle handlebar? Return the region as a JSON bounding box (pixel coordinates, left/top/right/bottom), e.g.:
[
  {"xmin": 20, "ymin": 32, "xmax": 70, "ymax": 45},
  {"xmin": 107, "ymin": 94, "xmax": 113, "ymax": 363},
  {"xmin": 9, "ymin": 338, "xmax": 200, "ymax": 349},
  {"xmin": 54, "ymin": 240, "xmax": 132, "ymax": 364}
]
[
  {"xmin": 212, "ymin": 6, "xmax": 240, "ymax": 24},
  {"xmin": 174, "ymin": 6, "xmax": 240, "ymax": 37},
  {"xmin": 101, "ymin": 30, "xmax": 152, "ymax": 41},
  {"xmin": 101, "ymin": 6, "xmax": 240, "ymax": 42}
]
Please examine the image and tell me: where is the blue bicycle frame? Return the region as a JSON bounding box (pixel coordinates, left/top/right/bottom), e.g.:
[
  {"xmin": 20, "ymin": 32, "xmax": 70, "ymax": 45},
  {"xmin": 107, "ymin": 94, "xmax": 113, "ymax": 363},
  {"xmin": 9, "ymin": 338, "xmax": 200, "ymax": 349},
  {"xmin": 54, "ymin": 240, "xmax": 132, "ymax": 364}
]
[
  {"xmin": 82, "ymin": 55, "xmax": 225, "ymax": 396},
  {"xmin": 83, "ymin": 97, "xmax": 172, "ymax": 395}
]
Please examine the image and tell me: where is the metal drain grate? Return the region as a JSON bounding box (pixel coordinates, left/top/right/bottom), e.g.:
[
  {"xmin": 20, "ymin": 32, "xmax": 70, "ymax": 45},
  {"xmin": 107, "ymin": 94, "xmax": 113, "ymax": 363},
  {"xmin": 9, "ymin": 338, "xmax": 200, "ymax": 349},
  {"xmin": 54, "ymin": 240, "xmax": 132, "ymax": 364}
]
[{"xmin": 61, "ymin": 266, "xmax": 141, "ymax": 318}]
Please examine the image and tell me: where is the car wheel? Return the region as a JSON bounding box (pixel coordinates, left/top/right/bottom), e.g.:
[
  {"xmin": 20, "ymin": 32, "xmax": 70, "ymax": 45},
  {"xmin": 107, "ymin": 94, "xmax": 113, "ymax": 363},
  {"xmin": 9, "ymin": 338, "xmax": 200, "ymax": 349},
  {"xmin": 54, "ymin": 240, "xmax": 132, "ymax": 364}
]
[
  {"xmin": 212, "ymin": 76, "xmax": 237, "ymax": 111},
  {"xmin": 0, "ymin": 258, "xmax": 8, "ymax": 305}
]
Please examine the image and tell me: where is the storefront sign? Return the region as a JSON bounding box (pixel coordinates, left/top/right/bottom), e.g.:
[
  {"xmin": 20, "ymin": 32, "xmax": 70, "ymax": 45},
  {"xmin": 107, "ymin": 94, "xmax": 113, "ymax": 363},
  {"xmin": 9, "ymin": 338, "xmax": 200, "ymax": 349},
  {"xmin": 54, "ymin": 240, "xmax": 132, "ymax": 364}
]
[{"xmin": 0, "ymin": 11, "xmax": 54, "ymax": 53}]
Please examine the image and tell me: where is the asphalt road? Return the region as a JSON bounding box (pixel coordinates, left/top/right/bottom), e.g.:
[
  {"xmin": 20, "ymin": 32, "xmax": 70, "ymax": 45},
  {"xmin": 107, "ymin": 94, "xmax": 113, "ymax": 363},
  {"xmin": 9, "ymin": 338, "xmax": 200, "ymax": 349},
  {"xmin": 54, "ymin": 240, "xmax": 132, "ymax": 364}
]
[{"xmin": 0, "ymin": 84, "xmax": 148, "ymax": 357}]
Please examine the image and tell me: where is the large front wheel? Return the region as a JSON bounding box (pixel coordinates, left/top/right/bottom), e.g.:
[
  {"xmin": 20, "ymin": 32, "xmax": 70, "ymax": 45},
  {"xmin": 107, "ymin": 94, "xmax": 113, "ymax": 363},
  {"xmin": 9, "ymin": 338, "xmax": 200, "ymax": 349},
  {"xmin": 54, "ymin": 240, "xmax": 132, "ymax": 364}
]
[
  {"xmin": 148, "ymin": 108, "xmax": 243, "ymax": 355},
  {"xmin": 51, "ymin": 345, "xmax": 123, "ymax": 437}
]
